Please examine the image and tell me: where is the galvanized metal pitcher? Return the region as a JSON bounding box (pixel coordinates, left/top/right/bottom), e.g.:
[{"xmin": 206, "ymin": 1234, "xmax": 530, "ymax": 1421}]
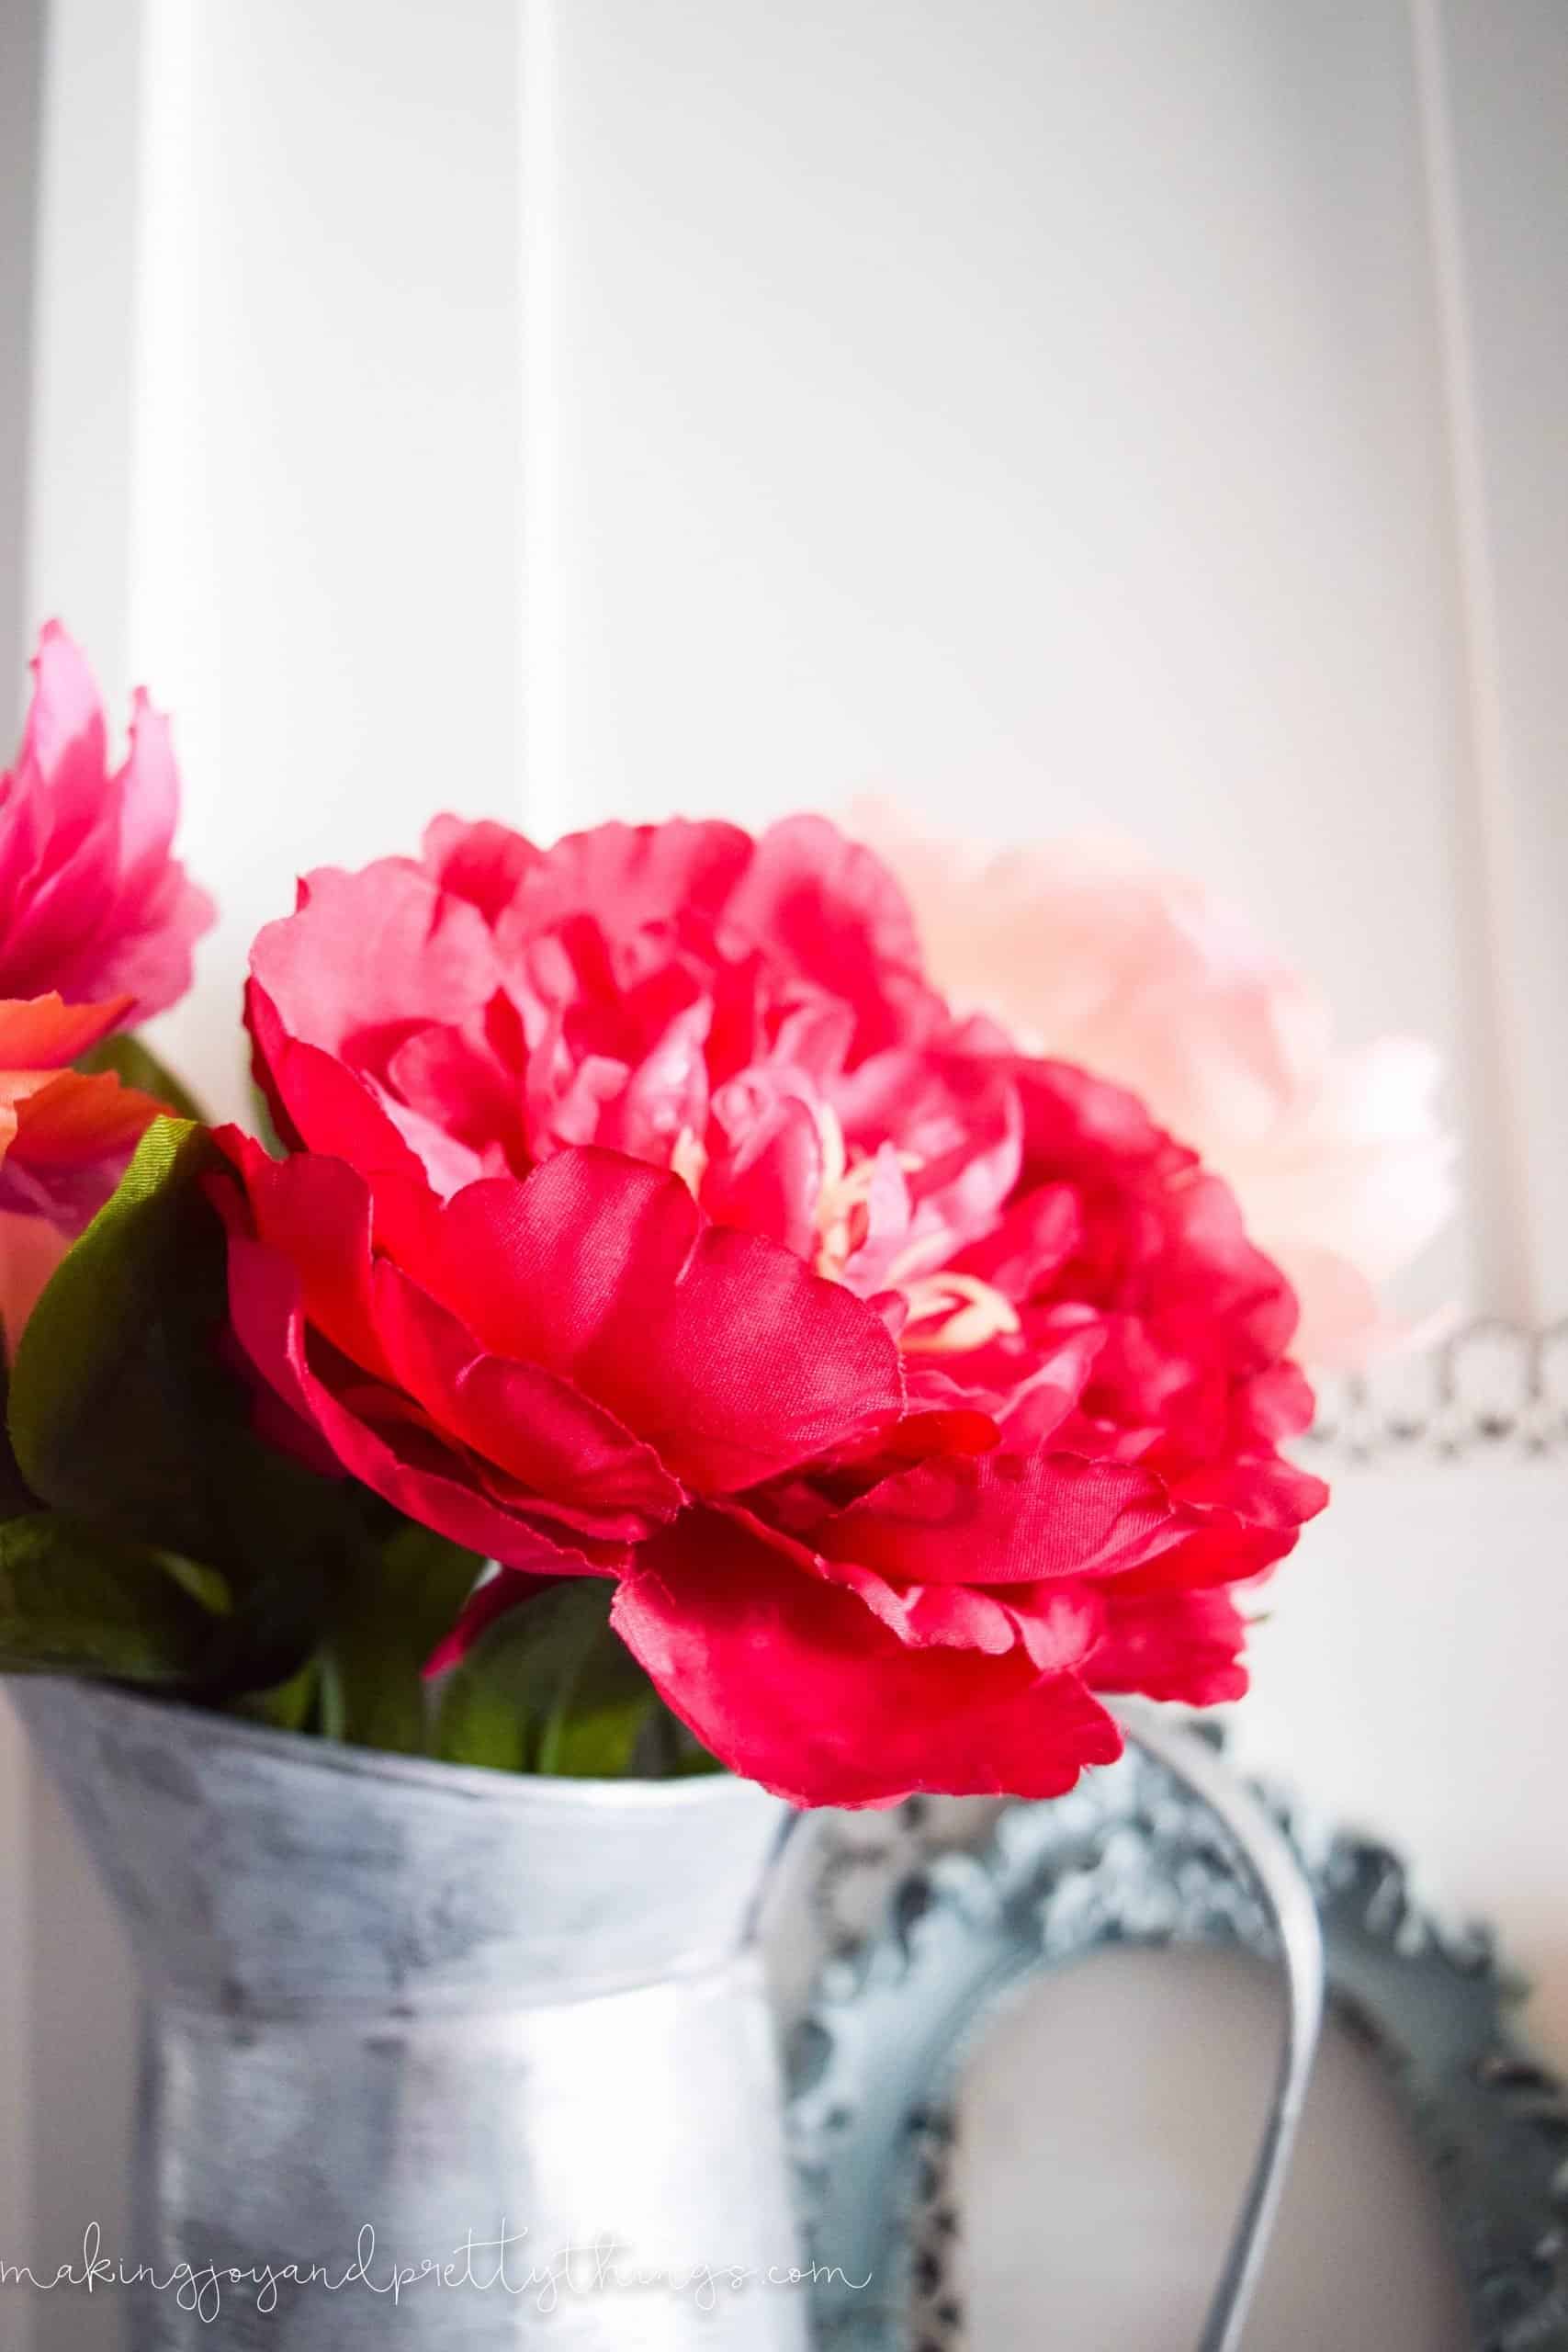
[
  {"xmin": 10, "ymin": 1677, "xmax": 810, "ymax": 2351},
  {"xmin": 10, "ymin": 1679, "xmax": 1325, "ymax": 2352}
]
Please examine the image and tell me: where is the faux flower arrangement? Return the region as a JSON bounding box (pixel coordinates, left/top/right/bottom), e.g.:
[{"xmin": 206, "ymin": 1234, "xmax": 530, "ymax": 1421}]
[{"xmin": 0, "ymin": 628, "xmax": 1375, "ymax": 1809}]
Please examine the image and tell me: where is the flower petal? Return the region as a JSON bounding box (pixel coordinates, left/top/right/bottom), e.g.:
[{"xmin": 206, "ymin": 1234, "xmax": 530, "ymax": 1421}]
[
  {"xmin": 1088, "ymin": 1585, "xmax": 1250, "ymax": 1705},
  {"xmin": 223, "ymin": 1227, "xmax": 603, "ymax": 1576},
  {"xmin": 368, "ymin": 1255, "xmax": 683, "ymax": 1536},
  {"xmin": 815, "ymin": 1451, "xmax": 1202, "ymax": 1585},
  {"xmin": 612, "ymin": 1508, "xmax": 1123, "ymax": 1806},
  {"xmin": 217, "ymin": 1135, "xmax": 684, "ymax": 1544},
  {"xmin": 0, "ymin": 1069, "xmax": 163, "ymax": 1227},
  {"xmin": 376, "ymin": 1146, "xmax": 906, "ymax": 1492},
  {"xmin": 0, "ymin": 993, "xmax": 134, "ymax": 1069},
  {"xmin": 246, "ymin": 981, "xmax": 436, "ymax": 1182},
  {"xmin": 422, "ymin": 815, "xmax": 543, "ymax": 924},
  {"xmin": 0, "ymin": 629, "xmax": 211, "ymax": 1015}
]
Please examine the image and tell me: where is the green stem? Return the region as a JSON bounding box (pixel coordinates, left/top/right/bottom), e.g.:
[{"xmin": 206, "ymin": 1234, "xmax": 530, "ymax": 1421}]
[{"xmin": 317, "ymin": 1648, "xmax": 347, "ymax": 1743}]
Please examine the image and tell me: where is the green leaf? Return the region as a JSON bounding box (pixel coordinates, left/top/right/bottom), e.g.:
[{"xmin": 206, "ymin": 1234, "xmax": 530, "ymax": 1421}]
[
  {"xmin": 246, "ymin": 1076, "xmax": 287, "ymax": 1159},
  {"xmin": 658, "ymin": 1708, "xmax": 727, "ymax": 1779},
  {"xmin": 74, "ymin": 1032, "xmax": 208, "ymax": 1125},
  {"xmin": 620, "ymin": 1698, "xmax": 725, "ymax": 1779},
  {"xmin": 536, "ymin": 1592, "xmax": 661, "ymax": 1777},
  {"xmin": 0, "ymin": 1363, "xmax": 38, "ymax": 1521},
  {"xmin": 234, "ymin": 1655, "xmax": 321, "ymax": 1735},
  {"xmin": 434, "ymin": 1578, "xmax": 659, "ymax": 1777},
  {"xmin": 0, "ymin": 1512, "xmax": 229, "ymax": 1684},
  {"xmin": 6, "ymin": 1116, "xmax": 355, "ymax": 1696},
  {"xmin": 8, "ymin": 1118, "xmax": 222, "ymax": 1544},
  {"xmin": 322, "ymin": 1524, "xmax": 483, "ymax": 1756}
]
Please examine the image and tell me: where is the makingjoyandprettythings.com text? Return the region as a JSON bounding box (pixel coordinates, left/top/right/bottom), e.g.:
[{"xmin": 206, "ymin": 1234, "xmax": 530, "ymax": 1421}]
[{"xmin": 0, "ymin": 2223, "xmax": 873, "ymax": 2323}]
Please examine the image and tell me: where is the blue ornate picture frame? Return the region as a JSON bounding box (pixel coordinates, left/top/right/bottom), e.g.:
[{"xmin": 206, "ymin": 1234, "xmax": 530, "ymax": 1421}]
[{"xmin": 787, "ymin": 1732, "xmax": 1568, "ymax": 2351}]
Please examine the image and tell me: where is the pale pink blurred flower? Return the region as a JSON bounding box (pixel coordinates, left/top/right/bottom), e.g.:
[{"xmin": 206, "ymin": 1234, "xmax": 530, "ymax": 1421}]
[{"xmin": 860, "ymin": 812, "xmax": 1455, "ymax": 1371}]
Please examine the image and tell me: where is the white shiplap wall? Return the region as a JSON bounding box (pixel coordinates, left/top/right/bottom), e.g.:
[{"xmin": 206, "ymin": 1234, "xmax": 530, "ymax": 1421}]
[
  {"xmin": 0, "ymin": 0, "xmax": 45, "ymax": 2321},
  {"xmin": 5, "ymin": 4, "xmax": 1567, "ymax": 2346},
  {"xmin": 14, "ymin": 5, "xmax": 526, "ymax": 2346}
]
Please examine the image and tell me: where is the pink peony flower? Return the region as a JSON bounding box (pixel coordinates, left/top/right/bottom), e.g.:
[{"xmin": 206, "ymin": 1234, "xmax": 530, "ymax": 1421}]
[
  {"xmin": 0, "ymin": 626, "xmax": 213, "ymax": 1347},
  {"xmin": 222, "ymin": 814, "xmax": 1326, "ymax": 1806},
  {"xmin": 0, "ymin": 623, "xmax": 214, "ymax": 1018},
  {"xmin": 857, "ymin": 815, "xmax": 1454, "ymax": 1371}
]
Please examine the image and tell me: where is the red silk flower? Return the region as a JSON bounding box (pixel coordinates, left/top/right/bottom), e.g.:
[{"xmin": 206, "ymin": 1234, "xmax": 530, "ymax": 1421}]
[
  {"xmin": 219, "ymin": 816, "xmax": 1327, "ymax": 1807},
  {"xmin": 0, "ymin": 628, "xmax": 213, "ymax": 1341}
]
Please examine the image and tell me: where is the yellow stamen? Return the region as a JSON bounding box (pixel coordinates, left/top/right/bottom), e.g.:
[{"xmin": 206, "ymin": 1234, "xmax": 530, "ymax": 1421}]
[
  {"xmin": 812, "ymin": 1115, "xmax": 920, "ymax": 1281},
  {"xmin": 670, "ymin": 1126, "xmax": 709, "ymax": 1195},
  {"xmin": 898, "ymin": 1272, "xmax": 1021, "ymax": 1355},
  {"xmin": 805, "ymin": 1099, "xmax": 1015, "ymax": 1354}
]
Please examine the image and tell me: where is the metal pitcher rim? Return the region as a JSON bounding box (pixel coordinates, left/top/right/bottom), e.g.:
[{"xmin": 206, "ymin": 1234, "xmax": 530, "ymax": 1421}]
[{"xmin": 5, "ymin": 1671, "xmax": 780, "ymax": 1818}]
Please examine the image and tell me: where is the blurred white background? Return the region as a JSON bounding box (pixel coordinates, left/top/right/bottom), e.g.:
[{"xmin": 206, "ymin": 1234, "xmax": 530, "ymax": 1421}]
[{"xmin": 2, "ymin": 2, "xmax": 1566, "ymax": 2345}]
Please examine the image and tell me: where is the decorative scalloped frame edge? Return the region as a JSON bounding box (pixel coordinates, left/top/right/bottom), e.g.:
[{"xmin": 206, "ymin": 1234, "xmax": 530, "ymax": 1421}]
[
  {"xmin": 785, "ymin": 1740, "xmax": 1568, "ymax": 2351},
  {"xmin": 1306, "ymin": 1319, "xmax": 1568, "ymax": 1464}
]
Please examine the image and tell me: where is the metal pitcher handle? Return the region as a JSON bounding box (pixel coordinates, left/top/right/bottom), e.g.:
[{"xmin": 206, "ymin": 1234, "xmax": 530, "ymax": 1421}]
[
  {"xmin": 784, "ymin": 1710, "xmax": 1326, "ymax": 2352},
  {"xmin": 1112, "ymin": 1702, "xmax": 1325, "ymax": 2352}
]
